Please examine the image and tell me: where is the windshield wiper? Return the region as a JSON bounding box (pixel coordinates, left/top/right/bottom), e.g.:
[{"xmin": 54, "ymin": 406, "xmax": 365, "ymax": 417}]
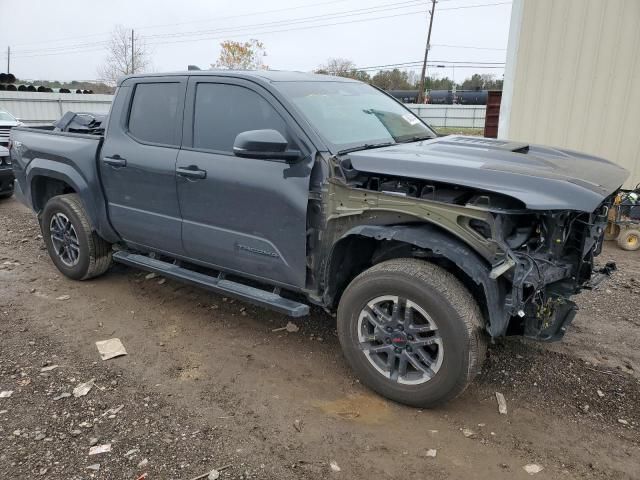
[
  {"xmin": 337, "ymin": 141, "xmax": 395, "ymax": 155},
  {"xmin": 396, "ymin": 135, "xmax": 434, "ymax": 144}
]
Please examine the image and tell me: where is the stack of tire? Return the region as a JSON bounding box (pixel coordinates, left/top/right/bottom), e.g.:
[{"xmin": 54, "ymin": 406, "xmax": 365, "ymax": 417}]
[
  {"xmin": 0, "ymin": 73, "xmax": 17, "ymax": 91},
  {"xmin": 0, "ymin": 74, "xmax": 94, "ymax": 93}
]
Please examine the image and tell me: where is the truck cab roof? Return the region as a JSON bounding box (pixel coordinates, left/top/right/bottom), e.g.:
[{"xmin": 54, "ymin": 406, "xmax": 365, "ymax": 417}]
[{"xmin": 118, "ymin": 70, "xmax": 359, "ymax": 86}]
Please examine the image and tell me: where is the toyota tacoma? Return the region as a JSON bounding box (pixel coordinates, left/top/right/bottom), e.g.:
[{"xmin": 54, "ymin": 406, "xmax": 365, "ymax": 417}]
[{"xmin": 9, "ymin": 71, "xmax": 628, "ymax": 406}]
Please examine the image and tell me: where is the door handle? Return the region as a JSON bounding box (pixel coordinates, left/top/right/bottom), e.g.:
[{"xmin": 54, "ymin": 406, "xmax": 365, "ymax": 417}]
[
  {"xmin": 103, "ymin": 155, "xmax": 127, "ymax": 167},
  {"xmin": 176, "ymin": 166, "xmax": 207, "ymax": 180}
]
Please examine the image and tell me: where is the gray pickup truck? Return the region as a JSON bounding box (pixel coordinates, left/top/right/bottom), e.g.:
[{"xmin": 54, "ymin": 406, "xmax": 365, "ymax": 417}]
[{"xmin": 9, "ymin": 71, "xmax": 628, "ymax": 406}]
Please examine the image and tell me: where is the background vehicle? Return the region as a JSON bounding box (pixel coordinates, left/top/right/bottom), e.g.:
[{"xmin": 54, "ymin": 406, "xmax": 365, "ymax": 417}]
[
  {"xmin": 0, "ymin": 109, "xmax": 22, "ymax": 147},
  {"xmin": 605, "ymin": 187, "xmax": 640, "ymax": 251},
  {"xmin": 388, "ymin": 89, "xmax": 490, "ymax": 105},
  {"xmin": 9, "ymin": 71, "xmax": 628, "ymax": 407},
  {"xmin": 0, "ymin": 145, "xmax": 13, "ymax": 199}
]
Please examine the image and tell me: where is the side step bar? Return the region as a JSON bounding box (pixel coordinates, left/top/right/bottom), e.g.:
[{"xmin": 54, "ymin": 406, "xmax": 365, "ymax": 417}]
[{"xmin": 113, "ymin": 251, "xmax": 310, "ymax": 318}]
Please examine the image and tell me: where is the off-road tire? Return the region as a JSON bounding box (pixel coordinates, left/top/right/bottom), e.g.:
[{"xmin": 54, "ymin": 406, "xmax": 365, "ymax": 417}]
[
  {"xmin": 337, "ymin": 258, "xmax": 486, "ymax": 407},
  {"xmin": 617, "ymin": 228, "xmax": 640, "ymax": 251},
  {"xmin": 41, "ymin": 194, "xmax": 112, "ymax": 280}
]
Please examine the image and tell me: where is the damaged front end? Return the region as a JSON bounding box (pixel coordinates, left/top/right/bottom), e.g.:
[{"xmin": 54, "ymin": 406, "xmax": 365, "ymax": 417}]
[
  {"xmin": 325, "ymin": 159, "xmax": 619, "ymax": 342},
  {"xmin": 490, "ymin": 206, "xmax": 616, "ymax": 341}
]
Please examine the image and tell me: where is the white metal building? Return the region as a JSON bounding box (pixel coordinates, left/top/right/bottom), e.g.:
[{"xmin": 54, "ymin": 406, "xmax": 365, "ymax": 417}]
[{"xmin": 499, "ymin": 0, "xmax": 640, "ymax": 187}]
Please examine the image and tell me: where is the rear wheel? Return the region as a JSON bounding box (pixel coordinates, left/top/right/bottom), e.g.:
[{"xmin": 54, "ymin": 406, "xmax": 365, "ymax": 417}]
[
  {"xmin": 337, "ymin": 258, "xmax": 486, "ymax": 407},
  {"xmin": 41, "ymin": 194, "xmax": 112, "ymax": 280},
  {"xmin": 617, "ymin": 229, "xmax": 640, "ymax": 251}
]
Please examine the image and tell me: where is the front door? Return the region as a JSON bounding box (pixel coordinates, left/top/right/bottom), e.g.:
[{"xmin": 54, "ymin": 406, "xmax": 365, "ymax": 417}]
[
  {"xmin": 175, "ymin": 77, "xmax": 313, "ymax": 288},
  {"xmin": 100, "ymin": 77, "xmax": 187, "ymax": 255}
]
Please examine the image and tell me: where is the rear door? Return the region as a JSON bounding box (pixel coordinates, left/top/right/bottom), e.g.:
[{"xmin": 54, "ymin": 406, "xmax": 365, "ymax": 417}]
[
  {"xmin": 175, "ymin": 76, "xmax": 313, "ymax": 288},
  {"xmin": 100, "ymin": 77, "xmax": 186, "ymax": 255}
]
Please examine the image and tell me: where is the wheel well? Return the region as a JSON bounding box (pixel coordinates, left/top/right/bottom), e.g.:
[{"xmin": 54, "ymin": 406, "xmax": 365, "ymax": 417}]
[
  {"xmin": 325, "ymin": 235, "xmax": 489, "ymax": 323},
  {"xmin": 32, "ymin": 177, "xmax": 76, "ymax": 212}
]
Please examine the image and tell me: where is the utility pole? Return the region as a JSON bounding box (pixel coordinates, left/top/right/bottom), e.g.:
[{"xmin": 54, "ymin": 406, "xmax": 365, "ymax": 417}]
[
  {"xmin": 6, "ymin": 46, "xmax": 9, "ymax": 74},
  {"xmin": 417, "ymin": 0, "xmax": 437, "ymax": 104},
  {"xmin": 131, "ymin": 29, "xmax": 135, "ymax": 74}
]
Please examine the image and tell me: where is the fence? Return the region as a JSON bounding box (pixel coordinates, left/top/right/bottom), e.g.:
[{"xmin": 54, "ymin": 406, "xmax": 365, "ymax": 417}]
[
  {"xmin": 0, "ymin": 91, "xmax": 113, "ymax": 125},
  {"xmin": 406, "ymin": 104, "xmax": 486, "ymax": 130},
  {"xmin": 0, "ymin": 91, "xmax": 487, "ymax": 130}
]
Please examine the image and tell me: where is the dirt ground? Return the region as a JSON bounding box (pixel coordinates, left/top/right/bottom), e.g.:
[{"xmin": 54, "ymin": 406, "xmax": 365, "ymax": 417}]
[{"xmin": 1, "ymin": 196, "xmax": 639, "ymax": 480}]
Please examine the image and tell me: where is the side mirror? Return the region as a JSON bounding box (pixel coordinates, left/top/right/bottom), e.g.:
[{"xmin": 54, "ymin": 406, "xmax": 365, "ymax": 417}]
[{"xmin": 233, "ymin": 129, "xmax": 302, "ymax": 162}]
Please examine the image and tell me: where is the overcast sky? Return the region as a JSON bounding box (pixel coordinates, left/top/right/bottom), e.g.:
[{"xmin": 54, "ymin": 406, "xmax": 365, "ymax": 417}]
[{"xmin": 1, "ymin": 0, "xmax": 512, "ymax": 84}]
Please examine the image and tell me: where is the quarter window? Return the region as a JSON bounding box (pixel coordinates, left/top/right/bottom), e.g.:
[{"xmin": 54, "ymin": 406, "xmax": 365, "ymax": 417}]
[
  {"xmin": 128, "ymin": 83, "xmax": 182, "ymax": 146},
  {"xmin": 193, "ymin": 83, "xmax": 289, "ymax": 153}
]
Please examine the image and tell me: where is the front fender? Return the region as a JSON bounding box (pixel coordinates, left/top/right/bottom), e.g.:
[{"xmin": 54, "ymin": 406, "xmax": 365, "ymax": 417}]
[{"xmin": 337, "ymin": 224, "xmax": 511, "ymax": 337}]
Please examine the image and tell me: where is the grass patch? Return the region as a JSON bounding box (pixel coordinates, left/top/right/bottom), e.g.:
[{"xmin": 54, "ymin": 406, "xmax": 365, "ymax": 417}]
[{"xmin": 434, "ymin": 127, "xmax": 484, "ymax": 136}]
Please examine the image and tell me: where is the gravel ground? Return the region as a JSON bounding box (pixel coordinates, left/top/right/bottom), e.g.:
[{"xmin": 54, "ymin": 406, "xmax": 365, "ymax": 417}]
[{"xmin": 1, "ymin": 196, "xmax": 639, "ymax": 480}]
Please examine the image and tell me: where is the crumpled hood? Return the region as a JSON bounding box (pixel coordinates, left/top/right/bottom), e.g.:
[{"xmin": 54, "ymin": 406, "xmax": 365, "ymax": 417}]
[{"xmin": 347, "ymin": 135, "xmax": 629, "ymax": 211}]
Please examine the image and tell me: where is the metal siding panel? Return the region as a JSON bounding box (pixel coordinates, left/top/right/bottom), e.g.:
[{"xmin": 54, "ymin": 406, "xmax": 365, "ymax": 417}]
[
  {"xmin": 559, "ymin": 0, "xmax": 589, "ymax": 147},
  {"xmin": 574, "ymin": 0, "xmax": 609, "ymax": 156},
  {"xmin": 506, "ymin": 0, "xmax": 640, "ymax": 187},
  {"xmin": 537, "ymin": 0, "xmax": 569, "ymax": 146}
]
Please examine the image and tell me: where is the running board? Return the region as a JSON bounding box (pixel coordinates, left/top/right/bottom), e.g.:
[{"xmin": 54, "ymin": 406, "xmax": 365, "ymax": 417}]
[{"xmin": 112, "ymin": 251, "xmax": 310, "ymax": 317}]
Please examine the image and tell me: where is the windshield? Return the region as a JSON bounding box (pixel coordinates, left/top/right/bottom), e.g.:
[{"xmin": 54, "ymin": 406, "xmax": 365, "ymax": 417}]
[
  {"xmin": 0, "ymin": 110, "xmax": 17, "ymax": 122},
  {"xmin": 275, "ymin": 81, "xmax": 435, "ymax": 153}
]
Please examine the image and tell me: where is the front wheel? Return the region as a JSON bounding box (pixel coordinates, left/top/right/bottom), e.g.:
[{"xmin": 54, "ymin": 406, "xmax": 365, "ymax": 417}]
[
  {"xmin": 337, "ymin": 258, "xmax": 486, "ymax": 407},
  {"xmin": 41, "ymin": 194, "xmax": 113, "ymax": 280}
]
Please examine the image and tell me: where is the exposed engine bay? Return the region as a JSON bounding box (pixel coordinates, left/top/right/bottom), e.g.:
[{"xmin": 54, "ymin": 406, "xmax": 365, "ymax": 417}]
[{"xmin": 334, "ymin": 165, "xmax": 617, "ymax": 342}]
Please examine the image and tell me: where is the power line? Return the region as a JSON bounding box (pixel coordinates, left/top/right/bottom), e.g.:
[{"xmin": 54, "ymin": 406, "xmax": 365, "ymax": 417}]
[
  {"xmin": 11, "ymin": 40, "xmax": 109, "ymax": 56},
  {"xmin": 11, "ymin": 0, "xmax": 426, "ymax": 57},
  {"xmin": 10, "ymin": 0, "xmax": 512, "ymax": 57},
  {"xmin": 143, "ymin": 0, "xmax": 512, "ymax": 44},
  {"xmin": 135, "ymin": 0, "xmax": 350, "ymax": 31},
  {"xmin": 356, "ymin": 63, "xmax": 505, "ymax": 71},
  {"xmin": 142, "ymin": 0, "xmax": 425, "ymax": 40},
  {"xmin": 9, "ymin": 0, "xmax": 351, "ymax": 47},
  {"xmin": 144, "ymin": 9, "xmax": 431, "ymax": 47},
  {"xmin": 356, "ymin": 59, "xmax": 504, "ymax": 68},
  {"xmin": 431, "ymin": 43, "xmax": 506, "ymax": 50},
  {"xmin": 374, "ymin": 63, "xmax": 504, "ymax": 70},
  {"xmin": 438, "ymin": 1, "xmax": 511, "ymax": 11},
  {"xmin": 134, "ymin": 0, "xmax": 470, "ymax": 32}
]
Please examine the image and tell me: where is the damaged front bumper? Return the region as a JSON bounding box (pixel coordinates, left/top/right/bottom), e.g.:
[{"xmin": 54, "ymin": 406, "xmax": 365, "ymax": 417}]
[
  {"xmin": 520, "ymin": 261, "xmax": 616, "ymax": 342},
  {"xmin": 489, "ymin": 201, "xmax": 617, "ymax": 342}
]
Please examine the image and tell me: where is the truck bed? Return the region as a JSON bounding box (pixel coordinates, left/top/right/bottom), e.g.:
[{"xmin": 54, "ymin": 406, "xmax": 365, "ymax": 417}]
[{"xmin": 10, "ymin": 126, "xmax": 104, "ymax": 212}]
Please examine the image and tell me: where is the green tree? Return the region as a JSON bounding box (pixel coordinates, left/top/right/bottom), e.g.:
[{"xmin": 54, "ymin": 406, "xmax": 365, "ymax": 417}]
[
  {"xmin": 370, "ymin": 69, "xmax": 413, "ymax": 90},
  {"xmin": 424, "ymin": 76, "xmax": 455, "ymax": 90},
  {"xmin": 460, "ymin": 73, "xmax": 503, "ymax": 90}
]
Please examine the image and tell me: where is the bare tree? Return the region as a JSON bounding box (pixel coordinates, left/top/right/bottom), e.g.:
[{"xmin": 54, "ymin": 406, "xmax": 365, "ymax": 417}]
[
  {"xmin": 315, "ymin": 58, "xmax": 371, "ymax": 82},
  {"xmin": 98, "ymin": 25, "xmax": 151, "ymax": 85},
  {"xmin": 315, "ymin": 58, "xmax": 356, "ymax": 76}
]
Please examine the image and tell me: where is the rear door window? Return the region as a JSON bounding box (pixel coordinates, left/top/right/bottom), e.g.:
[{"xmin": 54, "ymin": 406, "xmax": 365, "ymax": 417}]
[{"xmin": 128, "ymin": 83, "xmax": 182, "ymax": 146}]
